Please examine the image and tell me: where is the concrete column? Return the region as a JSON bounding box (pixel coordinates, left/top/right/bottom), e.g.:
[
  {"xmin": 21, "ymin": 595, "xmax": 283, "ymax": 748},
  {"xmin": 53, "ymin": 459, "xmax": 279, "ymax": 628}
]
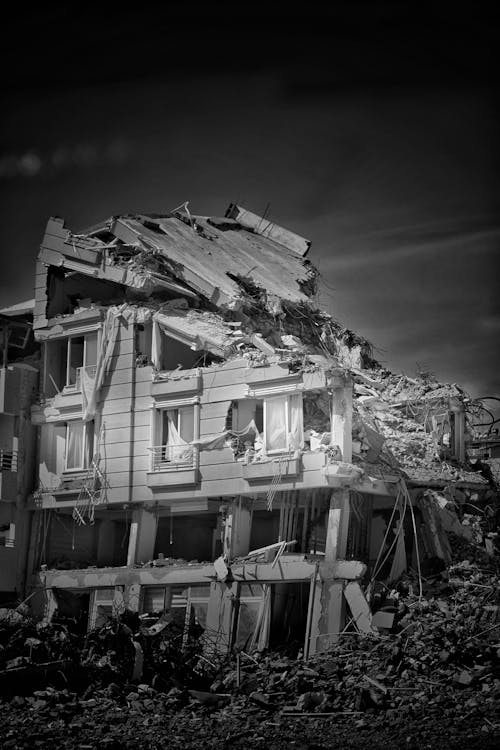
[
  {"xmin": 330, "ymin": 381, "xmax": 352, "ymax": 463},
  {"xmin": 228, "ymin": 497, "xmax": 252, "ymax": 558},
  {"xmin": 325, "ymin": 489, "xmax": 350, "ymax": 562},
  {"xmin": 96, "ymin": 519, "xmax": 117, "ymax": 566},
  {"xmin": 205, "ymin": 580, "xmax": 237, "ymax": 654},
  {"xmin": 315, "ymin": 488, "xmax": 351, "ymax": 651},
  {"xmin": 126, "ymin": 508, "xmax": 158, "ymax": 565}
]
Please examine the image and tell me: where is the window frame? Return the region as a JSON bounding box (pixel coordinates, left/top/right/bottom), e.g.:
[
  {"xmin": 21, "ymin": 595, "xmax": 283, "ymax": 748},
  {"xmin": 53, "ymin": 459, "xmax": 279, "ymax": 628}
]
[
  {"xmin": 65, "ymin": 331, "xmax": 98, "ymax": 390},
  {"xmin": 64, "ymin": 419, "xmax": 94, "ymax": 472},
  {"xmin": 263, "ymin": 394, "xmax": 291, "ymax": 454},
  {"xmin": 150, "ymin": 395, "xmax": 200, "ymax": 472}
]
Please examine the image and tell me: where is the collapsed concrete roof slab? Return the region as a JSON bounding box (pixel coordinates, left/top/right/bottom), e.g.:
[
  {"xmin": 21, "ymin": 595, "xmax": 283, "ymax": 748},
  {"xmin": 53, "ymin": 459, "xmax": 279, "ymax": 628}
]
[{"xmin": 110, "ymin": 209, "xmax": 315, "ymax": 309}]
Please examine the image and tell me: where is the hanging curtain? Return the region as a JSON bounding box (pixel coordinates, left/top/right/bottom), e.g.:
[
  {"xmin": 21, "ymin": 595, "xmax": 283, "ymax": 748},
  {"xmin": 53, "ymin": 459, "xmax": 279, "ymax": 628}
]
[
  {"xmin": 265, "ymin": 397, "xmax": 287, "ymax": 452},
  {"xmin": 289, "ymin": 393, "xmax": 304, "ymax": 450},
  {"xmin": 66, "ymin": 421, "xmax": 84, "ymax": 469},
  {"xmin": 151, "ymin": 319, "xmax": 162, "ymax": 370},
  {"xmin": 164, "ymin": 410, "xmax": 193, "ymax": 464}
]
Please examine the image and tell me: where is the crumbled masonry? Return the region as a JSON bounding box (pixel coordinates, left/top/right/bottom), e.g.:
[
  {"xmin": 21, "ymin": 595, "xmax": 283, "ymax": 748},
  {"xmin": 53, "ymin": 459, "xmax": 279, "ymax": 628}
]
[{"xmin": 1, "ymin": 536, "xmax": 499, "ymax": 749}]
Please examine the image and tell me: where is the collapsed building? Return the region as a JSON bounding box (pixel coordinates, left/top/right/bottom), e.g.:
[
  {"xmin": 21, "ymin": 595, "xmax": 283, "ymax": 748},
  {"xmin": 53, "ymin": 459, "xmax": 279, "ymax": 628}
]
[{"xmin": 8, "ymin": 203, "xmax": 497, "ymax": 656}]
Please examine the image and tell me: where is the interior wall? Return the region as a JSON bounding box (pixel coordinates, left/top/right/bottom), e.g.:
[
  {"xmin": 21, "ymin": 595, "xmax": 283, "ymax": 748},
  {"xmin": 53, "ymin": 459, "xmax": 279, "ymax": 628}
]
[
  {"xmin": 249, "ymin": 510, "xmax": 280, "ymax": 549},
  {"xmin": 155, "ymin": 514, "xmax": 218, "ymax": 562},
  {"xmin": 161, "ymin": 335, "xmax": 200, "ymax": 371}
]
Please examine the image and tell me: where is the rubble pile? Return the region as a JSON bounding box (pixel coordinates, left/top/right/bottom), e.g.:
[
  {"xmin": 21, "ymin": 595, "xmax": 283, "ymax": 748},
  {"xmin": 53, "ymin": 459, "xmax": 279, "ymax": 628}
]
[{"xmin": 1, "ymin": 539, "xmax": 499, "ymax": 748}]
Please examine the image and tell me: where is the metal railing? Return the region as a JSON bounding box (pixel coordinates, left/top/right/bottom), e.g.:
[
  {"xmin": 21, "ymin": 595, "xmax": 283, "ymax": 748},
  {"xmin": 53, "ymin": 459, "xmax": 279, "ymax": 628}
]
[
  {"xmin": 150, "ymin": 443, "xmax": 195, "ymax": 471},
  {"xmin": 65, "ymin": 365, "xmax": 97, "ymax": 393},
  {"xmin": 0, "ymin": 448, "xmax": 18, "ymax": 472}
]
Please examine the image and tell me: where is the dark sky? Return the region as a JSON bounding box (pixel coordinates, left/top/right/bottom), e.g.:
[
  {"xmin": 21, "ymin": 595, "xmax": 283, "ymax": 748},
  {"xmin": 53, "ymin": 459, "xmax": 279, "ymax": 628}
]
[{"xmin": 1, "ymin": 3, "xmax": 499, "ymax": 404}]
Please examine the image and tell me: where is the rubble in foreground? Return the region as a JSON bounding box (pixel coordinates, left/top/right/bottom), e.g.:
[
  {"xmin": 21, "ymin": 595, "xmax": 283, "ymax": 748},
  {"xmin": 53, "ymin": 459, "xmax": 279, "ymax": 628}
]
[{"xmin": 1, "ymin": 536, "xmax": 499, "ymax": 749}]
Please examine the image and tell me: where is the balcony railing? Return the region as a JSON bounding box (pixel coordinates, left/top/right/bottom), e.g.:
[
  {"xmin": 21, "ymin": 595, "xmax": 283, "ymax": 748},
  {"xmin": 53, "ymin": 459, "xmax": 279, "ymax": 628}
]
[
  {"xmin": 0, "ymin": 449, "xmax": 18, "ymax": 472},
  {"xmin": 64, "ymin": 365, "xmax": 97, "ymax": 393},
  {"xmin": 150, "ymin": 443, "xmax": 195, "ymax": 471}
]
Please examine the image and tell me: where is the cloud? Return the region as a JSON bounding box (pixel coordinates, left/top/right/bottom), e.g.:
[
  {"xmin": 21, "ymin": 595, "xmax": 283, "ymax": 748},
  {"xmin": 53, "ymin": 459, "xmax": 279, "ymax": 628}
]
[{"xmin": 0, "ymin": 139, "xmax": 132, "ymax": 180}]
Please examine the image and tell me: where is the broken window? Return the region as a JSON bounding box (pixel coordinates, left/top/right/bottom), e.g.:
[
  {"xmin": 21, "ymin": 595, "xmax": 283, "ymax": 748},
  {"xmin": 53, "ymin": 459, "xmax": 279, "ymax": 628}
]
[
  {"xmin": 140, "ymin": 585, "xmax": 210, "ymax": 646},
  {"xmin": 227, "ymin": 394, "xmax": 303, "ymax": 458},
  {"xmin": 44, "ymin": 332, "xmax": 98, "ymax": 396},
  {"xmin": 136, "ymin": 323, "xmax": 152, "ymax": 366},
  {"xmin": 88, "ymin": 587, "xmax": 123, "ymax": 630},
  {"xmin": 65, "ymin": 420, "xmax": 94, "ymax": 471},
  {"xmin": 303, "ymin": 390, "xmax": 331, "ymax": 450},
  {"xmin": 159, "ymin": 334, "xmax": 203, "ymax": 371}
]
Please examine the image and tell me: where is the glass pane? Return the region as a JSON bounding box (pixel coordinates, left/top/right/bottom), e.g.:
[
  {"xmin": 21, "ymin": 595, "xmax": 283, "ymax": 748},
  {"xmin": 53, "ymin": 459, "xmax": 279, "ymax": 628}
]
[
  {"xmin": 66, "ymin": 421, "xmax": 84, "ymax": 469},
  {"xmin": 68, "ymin": 337, "xmax": 84, "ymax": 385},
  {"xmin": 235, "ymin": 600, "xmax": 262, "ymax": 649},
  {"xmin": 84, "ymin": 333, "xmax": 98, "ymax": 367},
  {"xmin": 265, "ymin": 397, "xmax": 287, "ymax": 451},
  {"xmin": 179, "ymin": 406, "xmax": 194, "ymax": 443}
]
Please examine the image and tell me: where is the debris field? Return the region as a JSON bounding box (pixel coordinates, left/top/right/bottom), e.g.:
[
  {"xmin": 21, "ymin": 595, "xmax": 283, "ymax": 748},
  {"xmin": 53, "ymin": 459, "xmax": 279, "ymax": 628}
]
[{"xmin": 1, "ymin": 536, "xmax": 499, "ymax": 749}]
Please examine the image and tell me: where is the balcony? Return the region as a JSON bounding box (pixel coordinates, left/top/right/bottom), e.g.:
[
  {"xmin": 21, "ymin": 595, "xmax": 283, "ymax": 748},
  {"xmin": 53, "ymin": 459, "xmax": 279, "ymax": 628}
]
[
  {"xmin": 242, "ymin": 453, "xmax": 300, "ymax": 482},
  {"xmin": 147, "ymin": 443, "xmax": 199, "ymax": 488}
]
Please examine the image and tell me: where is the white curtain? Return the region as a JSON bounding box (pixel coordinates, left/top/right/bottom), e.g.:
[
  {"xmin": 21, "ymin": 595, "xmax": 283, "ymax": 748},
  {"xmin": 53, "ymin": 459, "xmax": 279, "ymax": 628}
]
[
  {"xmin": 164, "ymin": 410, "xmax": 193, "ymax": 464},
  {"xmin": 152, "ymin": 319, "xmax": 162, "ymax": 370},
  {"xmin": 265, "ymin": 397, "xmax": 287, "ymax": 452},
  {"xmin": 66, "ymin": 421, "xmax": 84, "ymax": 469},
  {"xmin": 289, "ymin": 393, "xmax": 304, "ymax": 450}
]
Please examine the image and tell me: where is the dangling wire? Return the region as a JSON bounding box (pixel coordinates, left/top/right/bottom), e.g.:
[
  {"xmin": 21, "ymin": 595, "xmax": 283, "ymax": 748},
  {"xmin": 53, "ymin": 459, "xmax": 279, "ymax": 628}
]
[{"xmin": 405, "ymin": 481, "xmax": 423, "ymax": 600}]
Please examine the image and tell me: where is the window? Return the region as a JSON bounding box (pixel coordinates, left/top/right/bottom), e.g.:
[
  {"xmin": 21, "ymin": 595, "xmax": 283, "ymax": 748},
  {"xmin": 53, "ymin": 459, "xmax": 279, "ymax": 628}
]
[
  {"xmin": 151, "ymin": 404, "xmax": 196, "ymax": 470},
  {"xmin": 66, "ymin": 332, "xmax": 98, "ymax": 389},
  {"xmin": 44, "ymin": 332, "xmax": 98, "ymax": 396},
  {"xmin": 162, "ymin": 406, "xmax": 194, "ymax": 464},
  {"xmin": 65, "ymin": 420, "xmax": 94, "ymax": 471},
  {"xmin": 264, "ymin": 393, "xmax": 303, "ymax": 454}
]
